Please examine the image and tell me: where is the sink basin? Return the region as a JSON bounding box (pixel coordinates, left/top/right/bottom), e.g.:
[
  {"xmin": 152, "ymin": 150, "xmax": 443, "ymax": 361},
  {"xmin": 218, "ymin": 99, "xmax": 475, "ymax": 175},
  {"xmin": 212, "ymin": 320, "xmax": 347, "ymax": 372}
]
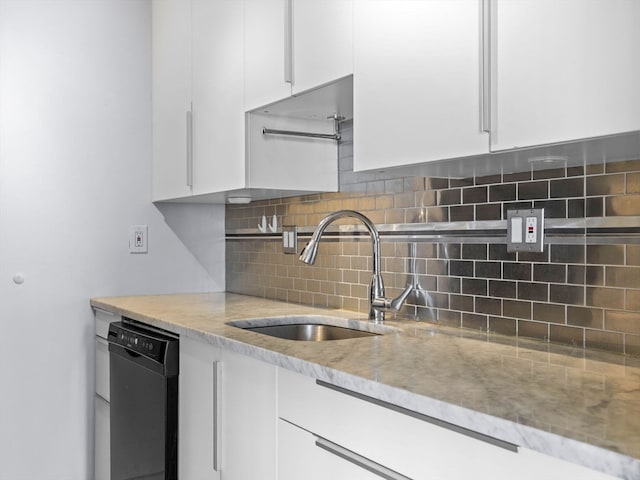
[
  {"xmin": 227, "ymin": 315, "xmax": 387, "ymax": 341},
  {"xmin": 243, "ymin": 323, "xmax": 378, "ymax": 341}
]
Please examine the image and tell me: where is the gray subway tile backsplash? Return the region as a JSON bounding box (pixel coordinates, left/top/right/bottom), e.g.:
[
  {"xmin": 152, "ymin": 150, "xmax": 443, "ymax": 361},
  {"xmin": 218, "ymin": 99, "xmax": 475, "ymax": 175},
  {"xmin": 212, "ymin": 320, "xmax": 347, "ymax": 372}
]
[
  {"xmin": 586, "ymin": 174, "xmax": 625, "ymax": 196},
  {"xmin": 226, "ymin": 122, "xmax": 640, "ymax": 356},
  {"xmin": 533, "ymin": 264, "xmax": 566, "ymax": 283},
  {"xmin": 463, "ymin": 186, "xmax": 488, "ymax": 204},
  {"xmin": 567, "ymin": 306, "xmax": 604, "ymax": 329},
  {"xmin": 567, "ymin": 199, "xmax": 585, "ymax": 218},
  {"xmin": 517, "ymin": 282, "xmax": 549, "ymax": 302},
  {"xmin": 504, "ymin": 299, "xmax": 532, "ymax": 319},
  {"xmin": 489, "ymin": 184, "xmax": 516, "ymax": 202},
  {"xmin": 503, "ymin": 262, "xmax": 532, "ymax": 281},
  {"xmin": 475, "ymin": 262, "xmax": 501, "ymax": 279},
  {"xmin": 489, "ymin": 280, "xmax": 517, "ymax": 299},
  {"xmin": 532, "ymin": 302, "xmax": 565, "ymax": 324},
  {"xmin": 550, "ymin": 177, "xmax": 584, "ymax": 198},
  {"xmin": 518, "ymin": 181, "xmax": 549, "ymax": 200},
  {"xmin": 587, "ymin": 245, "xmax": 625, "ymax": 265},
  {"xmin": 533, "ymin": 199, "xmax": 566, "ymax": 218}
]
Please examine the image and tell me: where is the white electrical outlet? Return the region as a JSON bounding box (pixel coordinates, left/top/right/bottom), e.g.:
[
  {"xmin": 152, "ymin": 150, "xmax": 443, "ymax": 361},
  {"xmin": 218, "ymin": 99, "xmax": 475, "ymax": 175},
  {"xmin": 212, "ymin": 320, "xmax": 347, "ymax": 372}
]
[
  {"xmin": 129, "ymin": 225, "xmax": 148, "ymax": 253},
  {"xmin": 525, "ymin": 216, "xmax": 537, "ymax": 243}
]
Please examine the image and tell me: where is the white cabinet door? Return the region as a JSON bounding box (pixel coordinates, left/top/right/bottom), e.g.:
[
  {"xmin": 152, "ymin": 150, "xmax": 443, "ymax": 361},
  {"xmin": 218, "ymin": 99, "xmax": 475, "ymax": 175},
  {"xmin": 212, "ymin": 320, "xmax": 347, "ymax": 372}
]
[
  {"xmin": 191, "ymin": 0, "xmax": 245, "ymax": 195},
  {"xmin": 222, "ymin": 349, "xmax": 277, "ymax": 480},
  {"xmin": 94, "ymin": 395, "xmax": 110, "ymax": 480},
  {"xmin": 291, "ymin": 0, "xmax": 353, "ymax": 95},
  {"xmin": 179, "ymin": 337, "xmax": 222, "ymax": 480},
  {"xmin": 246, "ymin": 113, "xmax": 338, "ymax": 192},
  {"xmin": 245, "ymin": 0, "xmax": 292, "ymax": 111},
  {"xmin": 245, "ymin": 0, "xmax": 353, "ymax": 108},
  {"xmin": 353, "ymin": 0, "xmax": 489, "ymax": 172},
  {"xmin": 151, "ymin": 0, "xmax": 192, "ymax": 201},
  {"xmin": 490, "ymin": 0, "xmax": 640, "ymax": 151},
  {"xmin": 95, "ymin": 336, "xmax": 109, "ymax": 402}
]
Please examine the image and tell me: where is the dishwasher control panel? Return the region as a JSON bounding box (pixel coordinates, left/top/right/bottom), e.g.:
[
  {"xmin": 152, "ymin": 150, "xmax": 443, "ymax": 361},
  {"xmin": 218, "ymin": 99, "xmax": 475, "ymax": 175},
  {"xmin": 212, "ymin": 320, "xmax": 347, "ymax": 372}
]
[{"xmin": 108, "ymin": 321, "xmax": 176, "ymax": 363}]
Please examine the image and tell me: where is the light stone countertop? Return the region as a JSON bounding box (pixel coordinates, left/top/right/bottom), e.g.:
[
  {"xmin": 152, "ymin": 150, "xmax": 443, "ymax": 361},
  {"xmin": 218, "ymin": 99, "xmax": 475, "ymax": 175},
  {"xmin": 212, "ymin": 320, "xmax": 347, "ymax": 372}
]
[{"xmin": 91, "ymin": 292, "xmax": 640, "ymax": 479}]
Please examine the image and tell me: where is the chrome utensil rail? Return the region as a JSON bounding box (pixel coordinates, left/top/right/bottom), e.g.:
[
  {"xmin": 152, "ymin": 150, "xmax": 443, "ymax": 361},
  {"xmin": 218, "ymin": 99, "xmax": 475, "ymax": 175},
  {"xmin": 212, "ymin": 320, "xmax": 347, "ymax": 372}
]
[
  {"xmin": 261, "ymin": 127, "xmax": 341, "ymax": 141},
  {"xmin": 226, "ymin": 217, "xmax": 640, "ymax": 245}
]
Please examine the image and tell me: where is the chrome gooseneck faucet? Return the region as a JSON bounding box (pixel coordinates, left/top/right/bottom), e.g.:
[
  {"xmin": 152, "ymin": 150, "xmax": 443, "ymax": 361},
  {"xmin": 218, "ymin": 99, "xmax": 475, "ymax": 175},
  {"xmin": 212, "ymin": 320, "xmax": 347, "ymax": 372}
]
[{"xmin": 299, "ymin": 210, "xmax": 412, "ymax": 323}]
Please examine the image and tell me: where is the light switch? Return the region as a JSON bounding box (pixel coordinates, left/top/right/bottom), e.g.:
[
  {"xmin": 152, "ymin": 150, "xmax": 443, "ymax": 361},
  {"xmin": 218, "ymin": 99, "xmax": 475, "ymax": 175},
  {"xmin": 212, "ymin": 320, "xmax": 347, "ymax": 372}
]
[
  {"xmin": 510, "ymin": 217, "xmax": 523, "ymax": 243},
  {"xmin": 282, "ymin": 226, "xmax": 297, "ymax": 254}
]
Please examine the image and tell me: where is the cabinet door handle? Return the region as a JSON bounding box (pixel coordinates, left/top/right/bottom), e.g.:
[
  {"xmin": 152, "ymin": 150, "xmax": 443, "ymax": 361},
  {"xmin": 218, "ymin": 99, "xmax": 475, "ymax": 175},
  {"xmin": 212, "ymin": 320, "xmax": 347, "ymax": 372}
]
[
  {"xmin": 213, "ymin": 361, "xmax": 222, "ymax": 472},
  {"xmin": 315, "ymin": 437, "xmax": 412, "ymax": 480},
  {"xmin": 284, "ymin": 0, "xmax": 293, "ymax": 84},
  {"xmin": 186, "ymin": 106, "xmax": 193, "ymax": 188},
  {"xmin": 480, "ymin": 0, "xmax": 493, "ymax": 133}
]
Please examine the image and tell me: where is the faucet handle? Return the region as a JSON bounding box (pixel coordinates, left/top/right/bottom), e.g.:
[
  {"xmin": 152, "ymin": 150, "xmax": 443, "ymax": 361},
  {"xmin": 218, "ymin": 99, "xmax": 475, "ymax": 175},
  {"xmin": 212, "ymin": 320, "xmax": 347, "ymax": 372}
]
[
  {"xmin": 371, "ymin": 284, "xmax": 413, "ymax": 313},
  {"xmin": 389, "ymin": 284, "xmax": 413, "ymax": 311}
]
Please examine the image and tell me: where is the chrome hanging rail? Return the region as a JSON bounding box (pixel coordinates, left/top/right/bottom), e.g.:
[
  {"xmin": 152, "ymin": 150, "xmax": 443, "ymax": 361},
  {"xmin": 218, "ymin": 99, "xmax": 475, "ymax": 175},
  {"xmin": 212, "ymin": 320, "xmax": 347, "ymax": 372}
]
[
  {"xmin": 262, "ymin": 114, "xmax": 344, "ymax": 141},
  {"xmin": 261, "ymin": 127, "xmax": 341, "ymax": 141}
]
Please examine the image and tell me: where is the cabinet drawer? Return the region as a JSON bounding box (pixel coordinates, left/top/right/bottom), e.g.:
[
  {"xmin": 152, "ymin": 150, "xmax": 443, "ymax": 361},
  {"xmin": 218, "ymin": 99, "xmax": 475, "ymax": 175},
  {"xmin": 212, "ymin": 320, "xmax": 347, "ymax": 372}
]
[
  {"xmin": 278, "ymin": 369, "xmax": 615, "ymax": 480},
  {"xmin": 95, "ymin": 336, "xmax": 109, "ymax": 401},
  {"xmin": 279, "ymin": 419, "xmax": 384, "ymax": 480},
  {"xmin": 95, "ymin": 308, "xmax": 117, "ymax": 339},
  {"xmin": 94, "ymin": 395, "xmax": 110, "ymax": 480}
]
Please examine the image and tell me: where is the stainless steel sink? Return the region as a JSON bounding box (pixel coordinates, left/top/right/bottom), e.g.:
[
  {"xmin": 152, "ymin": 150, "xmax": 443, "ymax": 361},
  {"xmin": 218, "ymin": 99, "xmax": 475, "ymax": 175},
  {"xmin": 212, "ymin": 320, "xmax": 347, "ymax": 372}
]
[
  {"xmin": 243, "ymin": 323, "xmax": 378, "ymax": 341},
  {"xmin": 227, "ymin": 315, "xmax": 388, "ymax": 341}
]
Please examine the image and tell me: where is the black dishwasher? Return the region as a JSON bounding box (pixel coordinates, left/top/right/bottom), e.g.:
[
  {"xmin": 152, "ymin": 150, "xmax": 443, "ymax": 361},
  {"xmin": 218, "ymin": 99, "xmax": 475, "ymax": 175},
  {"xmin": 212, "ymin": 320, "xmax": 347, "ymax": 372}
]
[{"xmin": 107, "ymin": 320, "xmax": 179, "ymax": 480}]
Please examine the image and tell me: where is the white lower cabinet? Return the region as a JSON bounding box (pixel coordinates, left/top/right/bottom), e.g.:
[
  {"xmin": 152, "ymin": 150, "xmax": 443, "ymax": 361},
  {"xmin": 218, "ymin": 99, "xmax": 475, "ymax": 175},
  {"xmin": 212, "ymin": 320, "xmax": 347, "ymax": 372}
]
[
  {"xmin": 221, "ymin": 349, "xmax": 277, "ymax": 480},
  {"xmin": 178, "ymin": 337, "xmax": 222, "ymax": 480},
  {"xmin": 178, "ymin": 343, "xmax": 616, "ymax": 480},
  {"xmin": 278, "ymin": 368, "xmax": 616, "ymax": 480},
  {"xmin": 94, "ymin": 395, "xmax": 110, "ymax": 480},
  {"xmin": 178, "ymin": 338, "xmax": 277, "ymax": 480},
  {"xmin": 94, "ymin": 309, "xmax": 117, "ymax": 480}
]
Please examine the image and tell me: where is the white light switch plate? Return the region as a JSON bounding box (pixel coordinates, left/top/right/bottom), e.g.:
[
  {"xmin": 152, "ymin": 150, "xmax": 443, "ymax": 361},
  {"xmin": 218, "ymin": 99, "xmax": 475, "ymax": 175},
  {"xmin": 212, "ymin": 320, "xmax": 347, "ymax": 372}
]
[{"xmin": 282, "ymin": 225, "xmax": 298, "ymax": 254}]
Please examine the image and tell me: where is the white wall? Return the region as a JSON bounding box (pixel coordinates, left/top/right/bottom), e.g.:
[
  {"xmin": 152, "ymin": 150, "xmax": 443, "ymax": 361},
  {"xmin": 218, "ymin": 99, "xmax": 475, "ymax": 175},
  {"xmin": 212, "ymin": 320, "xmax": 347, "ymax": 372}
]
[{"xmin": 0, "ymin": 1, "xmax": 225, "ymax": 478}]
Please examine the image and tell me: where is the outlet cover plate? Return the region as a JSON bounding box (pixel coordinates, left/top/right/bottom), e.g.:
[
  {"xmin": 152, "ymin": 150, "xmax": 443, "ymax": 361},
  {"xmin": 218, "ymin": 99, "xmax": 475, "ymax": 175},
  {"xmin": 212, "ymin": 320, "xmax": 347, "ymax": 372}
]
[
  {"xmin": 129, "ymin": 225, "xmax": 148, "ymax": 254},
  {"xmin": 282, "ymin": 225, "xmax": 298, "ymax": 254},
  {"xmin": 506, "ymin": 209, "xmax": 544, "ymax": 253}
]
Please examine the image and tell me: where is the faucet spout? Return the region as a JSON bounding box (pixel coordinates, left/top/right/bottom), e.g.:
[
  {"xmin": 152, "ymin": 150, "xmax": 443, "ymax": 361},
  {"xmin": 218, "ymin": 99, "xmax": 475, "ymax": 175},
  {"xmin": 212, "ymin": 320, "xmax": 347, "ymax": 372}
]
[{"xmin": 299, "ymin": 210, "xmax": 410, "ymax": 323}]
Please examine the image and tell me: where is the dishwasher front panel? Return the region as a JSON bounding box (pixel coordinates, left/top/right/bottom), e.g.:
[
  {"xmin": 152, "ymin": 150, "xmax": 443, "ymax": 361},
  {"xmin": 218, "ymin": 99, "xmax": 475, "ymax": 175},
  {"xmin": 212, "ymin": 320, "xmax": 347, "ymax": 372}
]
[{"xmin": 108, "ymin": 321, "xmax": 178, "ymax": 480}]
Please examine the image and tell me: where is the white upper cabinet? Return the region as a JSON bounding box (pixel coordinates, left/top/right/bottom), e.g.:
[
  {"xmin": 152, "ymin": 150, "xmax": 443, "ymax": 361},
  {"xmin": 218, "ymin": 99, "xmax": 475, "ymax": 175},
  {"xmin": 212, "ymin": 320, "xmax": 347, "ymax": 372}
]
[
  {"xmin": 489, "ymin": 0, "xmax": 640, "ymax": 151},
  {"xmin": 244, "ymin": 0, "xmax": 292, "ymax": 111},
  {"xmin": 151, "ymin": 0, "xmax": 192, "ymax": 201},
  {"xmin": 191, "ymin": 0, "xmax": 245, "ymax": 195},
  {"xmin": 153, "ymin": 0, "xmax": 245, "ymax": 202},
  {"xmin": 353, "ymin": 0, "xmax": 490, "ymax": 172},
  {"xmin": 246, "ymin": 112, "xmax": 339, "ymax": 193},
  {"xmin": 245, "ymin": 0, "xmax": 353, "ymax": 111},
  {"xmin": 291, "ymin": 0, "xmax": 353, "ymax": 95},
  {"xmin": 153, "ymin": 0, "xmax": 343, "ymax": 203}
]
